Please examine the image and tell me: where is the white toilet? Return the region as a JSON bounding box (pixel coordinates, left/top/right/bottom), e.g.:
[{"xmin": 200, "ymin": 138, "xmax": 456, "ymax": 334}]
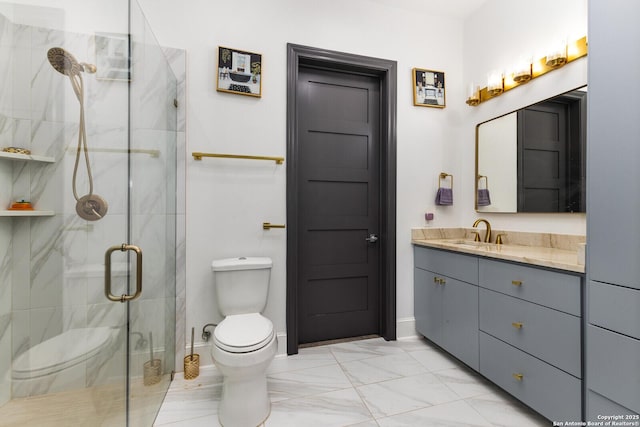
[{"xmin": 210, "ymin": 257, "xmax": 277, "ymax": 427}]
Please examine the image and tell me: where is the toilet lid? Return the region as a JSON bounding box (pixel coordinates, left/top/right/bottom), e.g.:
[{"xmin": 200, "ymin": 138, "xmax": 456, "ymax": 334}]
[
  {"xmin": 214, "ymin": 313, "xmax": 274, "ymax": 353},
  {"xmin": 12, "ymin": 327, "xmax": 115, "ymax": 380}
]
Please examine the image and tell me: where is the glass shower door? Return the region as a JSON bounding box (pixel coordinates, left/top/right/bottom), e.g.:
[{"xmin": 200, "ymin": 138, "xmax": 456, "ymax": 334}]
[
  {"xmin": 0, "ymin": 1, "xmax": 177, "ymax": 425},
  {"xmin": 125, "ymin": 1, "xmax": 177, "ymax": 425}
]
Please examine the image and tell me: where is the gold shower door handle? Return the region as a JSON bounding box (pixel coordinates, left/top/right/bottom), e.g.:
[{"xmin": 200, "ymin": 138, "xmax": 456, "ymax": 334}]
[{"xmin": 105, "ymin": 244, "xmax": 143, "ymax": 303}]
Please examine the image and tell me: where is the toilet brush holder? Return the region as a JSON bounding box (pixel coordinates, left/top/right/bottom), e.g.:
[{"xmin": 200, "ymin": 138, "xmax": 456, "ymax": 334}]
[
  {"xmin": 183, "ymin": 354, "xmax": 200, "ymax": 380},
  {"xmin": 143, "ymin": 359, "xmax": 162, "ymax": 386},
  {"xmin": 184, "ymin": 326, "xmax": 199, "ymax": 380}
]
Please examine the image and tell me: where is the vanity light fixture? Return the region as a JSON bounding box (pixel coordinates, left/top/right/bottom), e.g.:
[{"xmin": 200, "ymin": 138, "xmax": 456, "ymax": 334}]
[
  {"xmin": 466, "ymin": 36, "xmax": 587, "ymax": 107},
  {"xmin": 466, "ymin": 83, "xmax": 480, "ymax": 106},
  {"xmin": 546, "ymin": 38, "xmax": 568, "ymax": 68},
  {"xmin": 512, "ymin": 56, "xmax": 533, "ymax": 83},
  {"xmin": 487, "ymin": 71, "xmax": 504, "ymax": 96}
]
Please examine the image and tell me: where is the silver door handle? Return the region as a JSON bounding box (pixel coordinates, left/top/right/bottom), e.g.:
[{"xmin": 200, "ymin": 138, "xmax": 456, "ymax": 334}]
[
  {"xmin": 365, "ymin": 234, "xmax": 378, "ymax": 243},
  {"xmin": 105, "ymin": 244, "xmax": 143, "ymax": 303}
]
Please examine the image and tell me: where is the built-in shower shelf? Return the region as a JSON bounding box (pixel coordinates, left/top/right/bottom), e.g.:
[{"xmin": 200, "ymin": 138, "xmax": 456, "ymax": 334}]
[
  {"xmin": 0, "ymin": 151, "xmax": 55, "ymax": 163},
  {"xmin": 0, "ymin": 210, "xmax": 55, "ymax": 217}
]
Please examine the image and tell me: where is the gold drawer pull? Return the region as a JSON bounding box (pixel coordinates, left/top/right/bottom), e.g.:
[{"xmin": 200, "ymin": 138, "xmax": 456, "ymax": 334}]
[
  {"xmin": 512, "ymin": 373, "xmax": 524, "ymax": 381},
  {"xmin": 512, "ymin": 322, "xmax": 523, "ymax": 329},
  {"xmin": 511, "ymin": 280, "xmax": 522, "ymax": 286},
  {"xmin": 433, "ymin": 277, "xmax": 446, "ymax": 285}
]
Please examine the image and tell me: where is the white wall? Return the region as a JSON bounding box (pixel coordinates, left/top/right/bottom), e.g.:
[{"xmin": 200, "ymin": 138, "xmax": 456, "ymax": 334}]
[
  {"xmin": 138, "ymin": 0, "xmax": 467, "ymax": 351},
  {"xmin": 138, "ymin": 0, "xmax": 588, "ymax": 355}
]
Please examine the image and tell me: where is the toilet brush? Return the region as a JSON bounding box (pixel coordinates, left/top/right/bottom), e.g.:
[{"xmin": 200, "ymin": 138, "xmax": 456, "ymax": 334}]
[{"xmin": 184, "ymin": 326, "xmax": 200, "ymax": 380}]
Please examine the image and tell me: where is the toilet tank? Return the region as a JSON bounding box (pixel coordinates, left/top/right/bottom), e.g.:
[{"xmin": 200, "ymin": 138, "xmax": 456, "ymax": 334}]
[{"xmin": 211, "ymin": 257, "xmax": 272, "ymax": 316}]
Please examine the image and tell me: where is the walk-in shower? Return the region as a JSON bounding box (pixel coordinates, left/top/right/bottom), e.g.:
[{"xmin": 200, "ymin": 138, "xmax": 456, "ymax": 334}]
[
  {"xmin": 47, "ymin": 47, "xmax": 108, "ymax": 221},
  {"xmin": 0, "ymin": 1, "xmax": 184, "ymax": 425}
]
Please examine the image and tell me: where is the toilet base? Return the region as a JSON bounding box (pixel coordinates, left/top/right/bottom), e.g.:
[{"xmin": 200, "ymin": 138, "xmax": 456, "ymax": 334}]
[
  {"xmin": 212, "ymin": 335, "xmax": 277, "ymax": 427},
  {"xmin": 218, "ymin": 373, "xmax": 271, "ymax": 427}
]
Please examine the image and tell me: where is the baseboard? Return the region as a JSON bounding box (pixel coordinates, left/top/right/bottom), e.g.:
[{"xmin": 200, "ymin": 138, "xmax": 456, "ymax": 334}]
[{"xmin": 396, "ymin": 317, "xmax": 418, "ymax": 339}]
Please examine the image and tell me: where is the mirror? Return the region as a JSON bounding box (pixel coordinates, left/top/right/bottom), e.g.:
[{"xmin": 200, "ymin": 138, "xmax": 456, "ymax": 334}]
[{"xmin": 476, "ymin": 86, "xmax": 587, "ymax": 213}]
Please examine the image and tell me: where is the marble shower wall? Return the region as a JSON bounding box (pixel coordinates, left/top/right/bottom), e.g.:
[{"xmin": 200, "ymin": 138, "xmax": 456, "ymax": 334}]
[
  {"xmin": 0, "ymin": 10, "xmax": 15, "ymax": 408},
  {"xmin": 0, "ymin": 6, "xmax": 185, "ymax": 403}
]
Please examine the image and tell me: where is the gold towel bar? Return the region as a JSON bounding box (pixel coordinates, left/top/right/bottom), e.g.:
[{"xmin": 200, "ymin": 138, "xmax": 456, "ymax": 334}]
[
  {"xmin": 263, "ymin": 222, "xmax": 285, "ymax": 230},
  {"xmin": 192, "ymin": 152, "xmax": 284, "ymax": 164}
]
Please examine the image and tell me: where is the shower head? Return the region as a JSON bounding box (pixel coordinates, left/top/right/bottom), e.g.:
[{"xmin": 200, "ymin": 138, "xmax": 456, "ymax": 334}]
[{"xmin": 47, "ymin": 47, "xmax": 96, "ymax": 76}]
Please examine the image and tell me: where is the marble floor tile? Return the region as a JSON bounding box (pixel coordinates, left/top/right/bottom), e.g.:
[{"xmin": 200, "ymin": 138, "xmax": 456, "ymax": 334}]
[
  {"xmin": 154, "ymin": 412, "xmax": 222, "ymax": 427},
  {"xmin": 407, "ymin": 346, "xmax": 466, "ymax": 372},
  {"xmin": 1, "ymin": 337, "xmax": 552, "ymax": 427},
  {"xmin": 433, "ymin": 367, "xmax": 496, "ymax": 399},
  {"xmin": 465, "ymin": 391, "xmax": 550, "ymax": 427},
  {"xmin": 267, "ymin": 363, "xmax": 352, "ymax": 402},
  {"xmin": 329, "ymin": 338, "xmax": 406, "ymax": 363},
  {"xmin": 267, "ymin": 346, "xmax": 337, "ymax": 375},
  {"xmin": 266, "ymin": 388, "xmax": 373, "ymax": 427},
  {"xmin": 153, "ymin": 381, "xmax": 221, "ymax": 425},
  {"xmin": 376, "ymin": 399, "xmax": 493, "ymax": 427},
  {"xmin": 153, "ymin": 366, "xmax": 222, "ymax": 425},
  {"xmin": 340, "ymin": 352, "xmax": 428, "ymax": 386},
  {"xmin": 386, "ymin": 336, "xmax": 435, "ymax": 352},
  {"xmin": 356, "ymin": 372, "xmax": 460, "ymax": 418}
]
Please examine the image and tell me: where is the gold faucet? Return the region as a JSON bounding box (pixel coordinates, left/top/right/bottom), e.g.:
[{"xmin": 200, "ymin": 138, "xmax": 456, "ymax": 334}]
[{"xmin": 472, "ymin": 218, "xmax": 492, "ymax": 243}]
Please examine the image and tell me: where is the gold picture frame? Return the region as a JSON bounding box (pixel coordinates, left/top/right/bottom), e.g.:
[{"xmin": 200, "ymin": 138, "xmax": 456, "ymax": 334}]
[
  {"xmin": 216, "ymin": 46, "xmax": 262, "ymax": 98},
  {"xmin": 412, "ymin": 68, "xmax": 445, "ymax": 108}
]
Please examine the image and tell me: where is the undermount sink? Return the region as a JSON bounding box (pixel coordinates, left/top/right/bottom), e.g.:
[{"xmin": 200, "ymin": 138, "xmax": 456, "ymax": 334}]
[{"xmin": 442, "ymin": 239, "xmax": 499, "ymax": 248}]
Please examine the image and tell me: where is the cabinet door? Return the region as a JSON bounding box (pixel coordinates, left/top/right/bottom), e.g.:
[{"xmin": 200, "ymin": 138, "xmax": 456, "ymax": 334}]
[
  {"xmin": 587, "ymin": 0, "xmax": 640, "ymax": 291},
  {"xmin": 442, "ymin": 277, "xmax": 479, "ymax": 370},
  {"xmin": 414, "ymin": 268, "xmax": 442, "ymax": 345},
  {"xmin": 587, "ymin": 325, "xmax": 640, "ymax": 414}
]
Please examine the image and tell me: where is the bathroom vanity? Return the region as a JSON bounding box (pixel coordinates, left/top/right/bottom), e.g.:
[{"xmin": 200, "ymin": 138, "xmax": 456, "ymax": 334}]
[{"xmin": 413, "ymin": 229, "xmax": 585, "ymax": 422}]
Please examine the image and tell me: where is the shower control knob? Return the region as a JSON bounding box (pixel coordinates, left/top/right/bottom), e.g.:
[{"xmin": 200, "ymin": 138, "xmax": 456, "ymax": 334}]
[{"xmin": 365, "ymin": 234, "xmax": 379, "ymax": 243}]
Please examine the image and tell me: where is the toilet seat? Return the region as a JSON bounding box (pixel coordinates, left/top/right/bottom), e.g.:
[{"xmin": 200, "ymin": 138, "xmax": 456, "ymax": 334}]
[
  {"xmin": 12, "ymin": 327, "xmax": 115, "ymax": 380},
  {"xmin": 214, "ymin": 313, "xmax": 274, "ymax": 353}
]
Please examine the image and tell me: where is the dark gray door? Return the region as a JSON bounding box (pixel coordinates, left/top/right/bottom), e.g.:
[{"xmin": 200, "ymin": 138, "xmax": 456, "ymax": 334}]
[
  {"xmin": 296, "ymin": 67, "xmax": 380, "ymax": 344},
  {"xmin": 518, "ymin": 101, "xmax": 567, "ymax": 212}
]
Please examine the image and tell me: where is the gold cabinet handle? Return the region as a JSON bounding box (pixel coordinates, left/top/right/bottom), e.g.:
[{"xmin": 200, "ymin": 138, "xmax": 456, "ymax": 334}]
[
  {"xmin": 512, "ymin": 322, "xmax": 523, "ymax": 329},
  {"xmin": 512, "ymin": 373, "xmax": 524, "ymax": 381},
  {"xmin": 511, "ymin": 280, "xmax": 522, "ymax": 286},
  {"xmin": 432, "ymin": 277, "xmax": 446, "ymax": 285}
]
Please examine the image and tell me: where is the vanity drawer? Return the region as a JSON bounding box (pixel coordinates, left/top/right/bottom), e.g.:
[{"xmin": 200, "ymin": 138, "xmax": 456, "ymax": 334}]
[
  {"xmin": 587, "ymin": 325, "xmax": 640, "ymax": 414},
  {"xmin": 589, "ymin": 280, "xmax": 640, "ymax": 340},
  {"xmin": 479, "ymin": 332, "xmax": 581, "ymax": 422},
  {"xmin": 479, "ymin": 288, "xmax": 581, "ymax": 378},
  {"xmin": 414, "ymin": 246, "xmax": 477, "ymax": 284},
  {"xmin": 479, "ymin": 259, "xmax": 581, "ymax": 315}
]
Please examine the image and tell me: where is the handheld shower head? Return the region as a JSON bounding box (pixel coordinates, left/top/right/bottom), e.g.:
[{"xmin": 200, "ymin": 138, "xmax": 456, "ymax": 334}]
[
  {"xmin": 47, "ymin": 47, "xmax": 105, "ymax": 221},
  {"xmin": 47, "ymin": 47, "xmax": 96, "ymax": 75}
]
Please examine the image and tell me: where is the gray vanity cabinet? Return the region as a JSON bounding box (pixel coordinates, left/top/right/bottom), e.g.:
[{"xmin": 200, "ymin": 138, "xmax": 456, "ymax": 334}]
[
  {"xmin": 414, "ymin": 246, "xmax": 479, "ymax": 370},
  {"xmin": 586, "ymin": 0, "xmax": 640, "ymax": 419},
  {"xmin": 413, "ymin": 246, "xmax": 584, "ymax": 422}
]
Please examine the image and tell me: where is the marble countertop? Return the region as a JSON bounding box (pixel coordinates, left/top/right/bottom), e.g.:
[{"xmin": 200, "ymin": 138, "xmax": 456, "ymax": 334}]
[{"xmin": 412, "ymin": 228, "xmax": 585, "ymax": 274}]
